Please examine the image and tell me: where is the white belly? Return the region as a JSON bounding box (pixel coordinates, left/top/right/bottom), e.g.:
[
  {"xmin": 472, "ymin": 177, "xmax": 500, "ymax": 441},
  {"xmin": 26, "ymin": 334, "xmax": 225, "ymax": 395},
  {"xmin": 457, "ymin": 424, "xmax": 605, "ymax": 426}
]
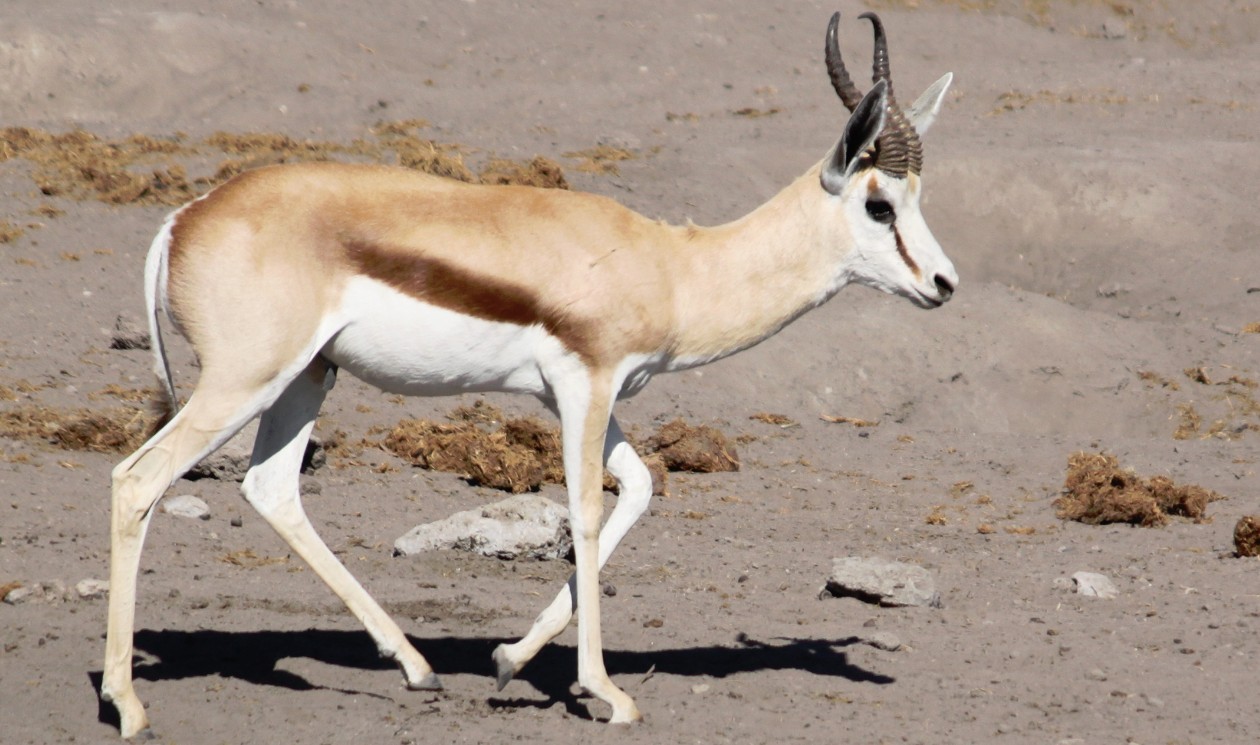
[{"xmin": 322, "ymin": 276, "xmax": 557, "ymax": 396}]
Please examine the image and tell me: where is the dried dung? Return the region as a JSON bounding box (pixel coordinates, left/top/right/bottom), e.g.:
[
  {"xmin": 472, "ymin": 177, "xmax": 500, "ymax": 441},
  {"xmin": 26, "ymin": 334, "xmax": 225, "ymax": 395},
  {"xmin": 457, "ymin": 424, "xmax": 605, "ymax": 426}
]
[
  {"xmin": 1054, "ymin": 451, "xmax": 1224, "ymax": 527},
  {"xmin": 644, "ymin": 419, "xmax": 740, "ymax": 473},
  {"xmin": 1234, "ymin": 516, "xmax": 1260, "ymax": 557}
]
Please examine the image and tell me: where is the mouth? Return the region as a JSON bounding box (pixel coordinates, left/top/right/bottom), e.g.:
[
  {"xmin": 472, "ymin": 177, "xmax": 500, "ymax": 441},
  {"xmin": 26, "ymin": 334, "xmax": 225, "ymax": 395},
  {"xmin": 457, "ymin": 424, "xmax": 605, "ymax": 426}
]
[{"xmin": 912, "ymin": 288, "xmax": 946, "ymax": 309}]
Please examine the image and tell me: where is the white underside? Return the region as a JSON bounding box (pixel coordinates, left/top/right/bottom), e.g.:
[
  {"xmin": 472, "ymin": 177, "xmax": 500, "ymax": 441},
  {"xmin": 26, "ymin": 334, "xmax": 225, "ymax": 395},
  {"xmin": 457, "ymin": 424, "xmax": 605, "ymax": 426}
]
[{"xmin": 323, "ymin": 276, "xmax": 560, "ymax": 396}]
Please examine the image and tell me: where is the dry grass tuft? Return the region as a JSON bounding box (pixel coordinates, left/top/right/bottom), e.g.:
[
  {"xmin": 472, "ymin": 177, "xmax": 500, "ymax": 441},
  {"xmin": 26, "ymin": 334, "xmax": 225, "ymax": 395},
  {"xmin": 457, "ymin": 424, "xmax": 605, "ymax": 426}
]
[
  {"xmin": 0, "ymin": 122, "xmax": 575, "ymax": 218},
  {"xmin": 381, "ymin": 405, "xmax": 730, "ymax": 493},
  {"xmin": 1234, "ymin": 516, "xmax": 1260, "ymax": 557},
  {"xmin": 0, "ymin": 404, "xmax": 155, "ymax": 454},
  {"xmin": 1054, "ymin": 451, "xmax": 1224, "ymax": 527}
]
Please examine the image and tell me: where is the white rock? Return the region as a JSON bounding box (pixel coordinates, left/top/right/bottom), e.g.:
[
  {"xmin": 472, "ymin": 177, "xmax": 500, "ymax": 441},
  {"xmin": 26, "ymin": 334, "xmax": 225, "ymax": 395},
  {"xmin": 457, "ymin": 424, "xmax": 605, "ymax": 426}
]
[
  {"xmin": 3, "ymin": 586, "xmax": 38, "ymax": 605},
  {"xmin": 865, "ymin": 631, "xmax": 902, "ymax": 651},
  {"xmin": 394, "ymin": 493, "xmax": 571, "ymax": 560},
  {"xmin": 76, "ymin": 578, "xmax": 109, "ymax": 600},
  {"xmin": 822, "ymin": 557, "xmax": 941, "ymax": 608},
  {"xmin": 1072, "ymin": 571, "xmax": 1118, "ymax": 599},
  {"xmin": 163, "ymin": 494, "xmax": 211, "ymax": 520}
]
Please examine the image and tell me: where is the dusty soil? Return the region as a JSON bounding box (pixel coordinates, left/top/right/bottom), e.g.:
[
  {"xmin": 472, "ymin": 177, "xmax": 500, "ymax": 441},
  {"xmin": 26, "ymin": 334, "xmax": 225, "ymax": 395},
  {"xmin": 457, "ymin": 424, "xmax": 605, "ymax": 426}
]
[{"xmin": 2, "ymin": 1, "xmax": 1259, "ymax": 743}]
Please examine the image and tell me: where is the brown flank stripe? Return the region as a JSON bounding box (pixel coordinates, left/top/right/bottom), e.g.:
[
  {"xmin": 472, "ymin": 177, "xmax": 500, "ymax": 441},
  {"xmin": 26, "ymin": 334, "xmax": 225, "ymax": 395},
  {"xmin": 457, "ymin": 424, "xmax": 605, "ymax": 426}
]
[{"xmin": 344, "ymin": 240, "xmax": 598, "ymax": 362}]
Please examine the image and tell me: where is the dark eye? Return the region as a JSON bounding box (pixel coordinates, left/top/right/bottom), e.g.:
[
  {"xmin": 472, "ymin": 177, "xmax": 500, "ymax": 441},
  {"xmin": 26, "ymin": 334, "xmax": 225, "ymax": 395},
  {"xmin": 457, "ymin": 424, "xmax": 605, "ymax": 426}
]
[{"xmin": 865, "ymin": 199, "xmax": 895, "ymax": 224}]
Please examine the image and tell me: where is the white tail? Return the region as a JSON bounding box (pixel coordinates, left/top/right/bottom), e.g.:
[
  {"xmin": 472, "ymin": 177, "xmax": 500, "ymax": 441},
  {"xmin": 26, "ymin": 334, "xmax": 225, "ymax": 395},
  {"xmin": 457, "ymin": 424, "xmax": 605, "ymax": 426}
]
[{"xmin": 101, "ymin": 10, "xmax": 956, "ymax": 736}]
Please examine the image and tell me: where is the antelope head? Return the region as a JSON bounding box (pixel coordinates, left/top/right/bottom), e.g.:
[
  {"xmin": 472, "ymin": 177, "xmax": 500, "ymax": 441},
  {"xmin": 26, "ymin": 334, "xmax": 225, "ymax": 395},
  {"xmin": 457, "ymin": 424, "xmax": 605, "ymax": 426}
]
[{"xmin": 820, "ymin": 11, "xmax": 957, "ymax": 309}]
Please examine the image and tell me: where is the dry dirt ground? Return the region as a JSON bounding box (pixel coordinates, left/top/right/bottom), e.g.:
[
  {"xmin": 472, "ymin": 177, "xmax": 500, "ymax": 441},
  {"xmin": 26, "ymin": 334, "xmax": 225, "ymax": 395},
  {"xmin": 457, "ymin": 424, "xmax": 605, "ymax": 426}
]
[{"xmin": 2, "ymin": 1, "xmax": 1259, "ymax": 743}]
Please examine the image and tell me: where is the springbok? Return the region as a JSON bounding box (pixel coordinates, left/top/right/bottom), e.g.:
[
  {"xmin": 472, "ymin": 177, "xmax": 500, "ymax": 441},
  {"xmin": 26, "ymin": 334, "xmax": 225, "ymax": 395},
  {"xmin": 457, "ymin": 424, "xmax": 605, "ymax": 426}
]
[{"xmin": 102, "ymin": 10, "xmax": 956, "ymax": 736}]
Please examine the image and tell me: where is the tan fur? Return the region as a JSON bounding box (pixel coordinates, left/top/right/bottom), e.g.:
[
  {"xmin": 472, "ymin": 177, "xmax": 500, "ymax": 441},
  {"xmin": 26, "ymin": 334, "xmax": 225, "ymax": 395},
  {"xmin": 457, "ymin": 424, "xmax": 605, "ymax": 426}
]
[{"xmin": 165, "ymin": 161, "xmax": 843, "ymax": 370}]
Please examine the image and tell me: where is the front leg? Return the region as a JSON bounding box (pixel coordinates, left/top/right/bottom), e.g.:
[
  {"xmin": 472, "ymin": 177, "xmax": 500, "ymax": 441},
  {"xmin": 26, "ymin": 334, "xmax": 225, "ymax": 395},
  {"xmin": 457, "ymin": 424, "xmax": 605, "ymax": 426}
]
[
  {"xmin": 493, "ymin": 415, "xmax": 653, "ymax": 688},
  {"xmin": 542, "ymin": 372, "xmax": 641, "ymax": 723}
]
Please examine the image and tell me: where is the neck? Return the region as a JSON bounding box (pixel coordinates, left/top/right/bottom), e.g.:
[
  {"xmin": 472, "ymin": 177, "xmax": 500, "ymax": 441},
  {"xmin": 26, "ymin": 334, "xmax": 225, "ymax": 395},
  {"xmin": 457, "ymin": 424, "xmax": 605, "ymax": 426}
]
[{"xmin": 665, "ymin": 161, "xmax": 849, "ymax": 369}]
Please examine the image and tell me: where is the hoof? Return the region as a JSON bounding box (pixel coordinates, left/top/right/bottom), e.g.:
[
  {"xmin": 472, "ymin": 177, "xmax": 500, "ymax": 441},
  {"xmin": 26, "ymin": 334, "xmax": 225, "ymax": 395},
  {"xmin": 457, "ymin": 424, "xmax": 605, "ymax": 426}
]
[
  {"xmin": 492, "ymin": 645, "xmax": 516, "ymax": 691},
  {"xmin": 406, "ymin": 672, "xmax": 443, "ymax": 691}
]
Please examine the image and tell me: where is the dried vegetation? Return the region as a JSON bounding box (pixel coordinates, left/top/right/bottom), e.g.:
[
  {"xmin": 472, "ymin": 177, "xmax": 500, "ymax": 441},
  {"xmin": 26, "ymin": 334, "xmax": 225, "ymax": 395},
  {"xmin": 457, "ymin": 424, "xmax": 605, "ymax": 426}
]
[
  {"xmin": 380, "ymin": 402, "xmax": 737, "ymax": 494},
  {"xmin": 0, "ymin": 121, "xmax": 572, "ymax": 223},
  {"xmin": 1054, "ymin": 451, "xmax": 1224, "ymax": 527},
  {"xmin": 0, "ymin": 404, "xmax": 155, "ymax": 454}
]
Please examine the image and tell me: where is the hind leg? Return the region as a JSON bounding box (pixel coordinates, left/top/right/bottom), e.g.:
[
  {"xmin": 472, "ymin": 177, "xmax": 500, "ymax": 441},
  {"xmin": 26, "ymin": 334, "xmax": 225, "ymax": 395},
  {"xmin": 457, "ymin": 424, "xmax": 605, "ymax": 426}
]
[
  {"xmin": 241, "ymin": 360, "xmax": 440, "ymax": 689},
  {"xmin": 102, "ymin": 385, "xmax": 275, "ymax": 738}
]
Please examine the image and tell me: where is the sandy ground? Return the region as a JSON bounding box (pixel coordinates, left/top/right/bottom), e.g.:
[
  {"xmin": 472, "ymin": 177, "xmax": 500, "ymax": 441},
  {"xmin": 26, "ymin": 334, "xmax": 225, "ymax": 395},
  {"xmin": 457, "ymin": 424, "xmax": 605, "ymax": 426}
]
[{"xmin": 2, "ymin": 1, "xmax": 1259, "ymax": 743}]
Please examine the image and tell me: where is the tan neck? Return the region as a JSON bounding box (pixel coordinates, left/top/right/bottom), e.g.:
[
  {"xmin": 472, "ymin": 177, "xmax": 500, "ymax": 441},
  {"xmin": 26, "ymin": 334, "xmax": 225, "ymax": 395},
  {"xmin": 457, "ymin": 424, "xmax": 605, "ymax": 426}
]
[{"xmin": 665, "ymin": 161, "xmax": 844, "ymax": 367}]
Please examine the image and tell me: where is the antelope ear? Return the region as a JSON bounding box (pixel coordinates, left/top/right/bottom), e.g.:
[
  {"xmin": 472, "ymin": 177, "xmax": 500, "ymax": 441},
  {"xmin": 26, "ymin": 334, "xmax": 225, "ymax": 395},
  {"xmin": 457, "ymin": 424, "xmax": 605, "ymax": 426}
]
[
  {"xmin": 821, "ymin": 80, "xmax": 887, "ymax": 195},
  {"xmin": 907, "ymin": 72, "xmax": 952, "ymax": 135}
]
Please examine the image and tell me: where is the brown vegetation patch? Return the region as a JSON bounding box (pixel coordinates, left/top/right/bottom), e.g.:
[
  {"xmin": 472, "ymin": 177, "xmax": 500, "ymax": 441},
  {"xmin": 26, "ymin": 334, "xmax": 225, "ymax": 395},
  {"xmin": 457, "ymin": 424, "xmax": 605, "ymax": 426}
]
[
  {"xmin": 380, "ymin": 404, "xmax": 729, "ymax": 492},
  {"xmin": 479, "ymin": 156, "xmax": 569, "ymax": 189},
  {"xmin": 821, "ymin": 414, "xmax": 879, "ymax": 427},
  {"xmin": 562, "ymin": 145, "xmax": 636, "ymax": 175},
  {"xmin": 644, "ymin": 419, "xmax": 740, "ymax": 473},
  {"xmin": 0, "ymin": 404, "xmax": 154, "ymax": 454},
  {"xmin": 1054, "ymin": 451, "xmax": 1225, "ymax": 527},
  {"xmin": 1233, "ymin": 516, "xmax": 1260, "ymax": 558},
  {"xmin": 0, "ymin": 220, "xmax": 24, "ymax": 244},
  {"xmin": 0, "ymin": 122, "xmax": 573, "ymax": 217},
  {"xmin": 749, "ymin": 412, "xmax": 798, "ymax": 428},
  {"xmin": 382, "ymin": 418, "xmax": 548, "ymax": 493}
]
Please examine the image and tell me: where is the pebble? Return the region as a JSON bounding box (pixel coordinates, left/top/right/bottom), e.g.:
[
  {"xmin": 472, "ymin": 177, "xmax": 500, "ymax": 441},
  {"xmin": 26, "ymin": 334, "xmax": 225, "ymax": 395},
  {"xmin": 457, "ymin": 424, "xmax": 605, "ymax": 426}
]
[
  {"xmin": 1086, "ymin": 668, "xmax": 1108, "ymax": 682},
  {"xmin": 75, "ymin": 578, "xmax": 109, "ymax": 600},
  {"xmin": 1071, "ymin": 571, "xmax": 1118, "ymax": 599},
  {"xmin": 865, "ymin": 631, "xmax": 902, "ymax": 651},
  {"xmin": 690, "ymin": 683, "xmax": 710, "ymax": 694},
  {"xmin": 163, "ymin": 495, "xmax": 211, "ymax": 520}
]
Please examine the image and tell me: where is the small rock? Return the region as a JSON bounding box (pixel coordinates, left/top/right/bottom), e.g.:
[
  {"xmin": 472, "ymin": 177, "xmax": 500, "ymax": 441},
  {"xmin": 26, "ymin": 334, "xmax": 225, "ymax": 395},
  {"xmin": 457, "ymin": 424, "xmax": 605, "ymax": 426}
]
[
  {"xmin": 230, "ymin": 516, "xmax": 243, "ymax": 527},
  {"xmin": 601, "ymin": 581, "xmax": 617, "ymax": 597},
  {"xmin": 163, "ymin": 495, "xmax": 211, "ymax": 520},
  {"xmin": 1086, "ymin": 668, "xmax": 1108, "ymax": 682},
  {"xmin": 865, "ymin": 631, "xmax": 902, "ymax": 651},
  {"xmin": 75, "ymin": 578, "xmax": 109, "ymax": 600},
  {"xmin": 822, "ymin": 556, "xmax": 941, "ymax": 608},
  {"xmin": 1072, "ymin": 571, "xmax": 1118, "ymax": 599},
  {"xmin": 690, "ymin": 683, "xmax": 710, "ymax": 695},
  {"xmin": 1101, "ymin": 19, "xmax": 1128, "ymax": 40},
  {"xmin": 394, "ymin": 493, "xmax": 571, "ymax": 560},
  {"xmin": 3, "ymin": 586, "xmax": 38, "ymax": 605}
]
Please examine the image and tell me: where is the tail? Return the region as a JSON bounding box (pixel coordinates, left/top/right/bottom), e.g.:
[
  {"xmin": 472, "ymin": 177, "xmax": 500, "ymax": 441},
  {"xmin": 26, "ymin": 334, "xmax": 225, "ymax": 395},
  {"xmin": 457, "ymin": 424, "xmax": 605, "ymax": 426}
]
[{"xmin": 142, "ymin": 211, "xmax": 181, "ymax": 438}]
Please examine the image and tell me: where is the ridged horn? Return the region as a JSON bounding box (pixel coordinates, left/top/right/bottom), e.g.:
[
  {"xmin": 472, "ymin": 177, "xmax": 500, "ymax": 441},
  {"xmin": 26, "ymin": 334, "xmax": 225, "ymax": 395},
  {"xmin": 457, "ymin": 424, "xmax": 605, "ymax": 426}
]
[
  {"xmin": 825, "ymin": 11, "xmax": 865, "ymax": 112},
  {"xmin": 857, "ymin": 12, "xmax": 923, "ymax": 176}
]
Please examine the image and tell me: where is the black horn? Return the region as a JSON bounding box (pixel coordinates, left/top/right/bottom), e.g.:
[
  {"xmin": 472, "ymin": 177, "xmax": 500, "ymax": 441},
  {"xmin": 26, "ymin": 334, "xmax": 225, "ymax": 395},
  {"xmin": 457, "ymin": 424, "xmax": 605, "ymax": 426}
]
[
  {"xmin": 857, "ymin": 12, "xmax": 923, "ymax": 176},
  {"xmin": 825, "ymin": 12, "xmax": 865, "ymax": 112}
]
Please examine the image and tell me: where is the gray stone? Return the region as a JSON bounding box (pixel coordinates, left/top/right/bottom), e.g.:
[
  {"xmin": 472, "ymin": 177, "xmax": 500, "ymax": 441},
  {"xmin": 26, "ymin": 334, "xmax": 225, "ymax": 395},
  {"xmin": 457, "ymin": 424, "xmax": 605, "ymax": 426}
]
[
  {"xmin": 394, "ymin": 493, "xmax": 572, "ymax": 561},
  {"xmin": 865, "ymin": 631, "xmax": 902, "ymax": 651},
  {"xmin": 76, "ymin": 578, "xmax": 109, "ymax": 600},
  {"xmin": 3, "ymin": 585, "xmax": 38, "ymax": 605},
  {"xmin": 163, "ymin": 494, "xmax": 211, "ymax": 520},
  {"xmin": 822, "ymin": 556, "xmax": 941, "ymax": 608},
  {"xmin": 1072, "ymin": 571, "xmax": 1118, "ymax": 599}
]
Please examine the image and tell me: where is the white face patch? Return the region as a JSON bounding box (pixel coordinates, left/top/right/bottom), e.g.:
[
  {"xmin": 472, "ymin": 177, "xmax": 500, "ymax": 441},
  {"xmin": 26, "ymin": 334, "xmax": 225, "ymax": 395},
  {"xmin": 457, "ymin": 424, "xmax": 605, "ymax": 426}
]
[{"xmin": 840, "ymin": 169, "xmax": 957, "ymax": 308}]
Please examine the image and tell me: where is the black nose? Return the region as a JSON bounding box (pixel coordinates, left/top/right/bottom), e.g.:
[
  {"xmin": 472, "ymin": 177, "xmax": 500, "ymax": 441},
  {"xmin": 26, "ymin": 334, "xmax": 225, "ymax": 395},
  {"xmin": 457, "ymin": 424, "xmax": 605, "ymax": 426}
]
[{"xmin": 934, "ymin": 274, "xmax": 955, "ymax": 300}]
